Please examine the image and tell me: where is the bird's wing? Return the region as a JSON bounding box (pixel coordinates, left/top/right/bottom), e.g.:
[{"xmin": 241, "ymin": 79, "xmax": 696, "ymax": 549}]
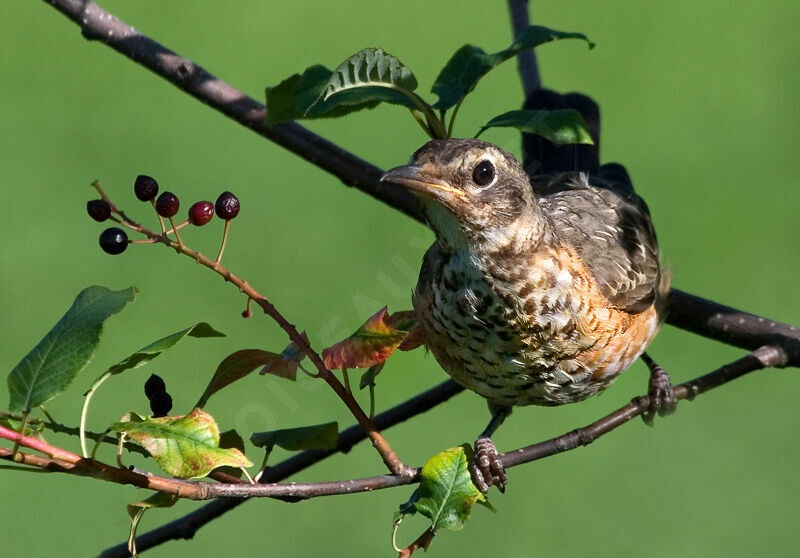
[{"xmin": 534, "ymin": 172, "xmax": 661, "ymax": 314}]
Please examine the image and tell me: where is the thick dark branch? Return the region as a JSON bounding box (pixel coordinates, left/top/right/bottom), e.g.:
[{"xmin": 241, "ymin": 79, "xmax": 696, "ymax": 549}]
[
  {"xmin": 507, "ymin": 0, "xmax": 541, "ymax": 95},
  {"xmin": 42, "ymin": 0, "xmax": 800, "ymax": 367}
]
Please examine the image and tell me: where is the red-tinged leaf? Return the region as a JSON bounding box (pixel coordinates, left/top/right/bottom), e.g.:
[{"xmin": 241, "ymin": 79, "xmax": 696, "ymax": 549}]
[
  {"xmin": 110, "ymin": 408, "xmax": 252, "ymax": 479},
  {"xmin": 260, "ymin": 332, "xmax": 308, "ymax": 380},
  {"xmin": 386, "ymin": 310, "xmax": 426, "ymax": 351},
  {"xmin": 196, "ymin": 349, "xmax": 281, "ymax": 408},
  {"xmin": 322, "ymin": 307, "xmax": 409, "ymax": 370}
]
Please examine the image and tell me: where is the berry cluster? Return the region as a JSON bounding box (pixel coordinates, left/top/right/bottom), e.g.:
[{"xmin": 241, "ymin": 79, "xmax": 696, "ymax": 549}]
[{"xmin": 86, "ymin": 175, "xmax": 240, "ymax": 258}]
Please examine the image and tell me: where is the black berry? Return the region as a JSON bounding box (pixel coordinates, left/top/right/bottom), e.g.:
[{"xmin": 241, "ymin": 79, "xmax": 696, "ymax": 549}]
[
  {"xmin": 87, "ymin": 199, "xmax": 111, "ymax": 222},
  {"xmin": 134, "ymin": 175, "xmax": 159, "ymax": 202},
  {"xmin": 149, "ymin": 390, "xmax": 173, "ymax": 418},
  {"xmin": 215, "ymin": 191, "xmax": 240, "ymax": 220},
  {"xmin": 144, "ymin": 374, "xmax": 166, "ymax": 399},
  {"xmin": 188, "ymin": 201, "xmax": 214, "ymax": 226},
  {"xmin": 99, "ymin": 227, "xmax": 128, "ymax": 255},
  {"xmin": 155, "ymin": 191, "xmax": 180, "ymax": 218}
]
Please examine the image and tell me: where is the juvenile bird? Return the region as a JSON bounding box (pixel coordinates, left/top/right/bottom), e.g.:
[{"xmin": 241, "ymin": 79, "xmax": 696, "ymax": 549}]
[{"xmin": 381, "ymin": 138, "xmax": 673, "ymax": 492}]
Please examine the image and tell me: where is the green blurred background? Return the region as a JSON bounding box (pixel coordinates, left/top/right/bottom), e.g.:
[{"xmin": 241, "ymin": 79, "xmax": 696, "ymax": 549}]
[{"xmin": 3, "ymin": 1, "xmax": 800, "ymax": 556}]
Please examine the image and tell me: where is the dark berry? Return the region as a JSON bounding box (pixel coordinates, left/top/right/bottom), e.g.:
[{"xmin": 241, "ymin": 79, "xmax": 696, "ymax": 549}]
[
  {"xmin": 134, "ymin": 175, "xmax": 159, "ymax": 202},
  {"xmin": 149, "ymin": 390, "xmax": 173, "ymax": 418},
  {"xmin": 188, "ymin": 201, "xmax": 214, "ymax": 226},
  {"xmin": 99, "ymin": 227, "xmax": 128, "ymax": 255},
  {"xmin": 242, "ymin": 308, "xmax": 253, "ymax": 318},
  {"xmin": 144, "ymin": 374, "xmax": 166, "ymax": 399},
  {"xmin": 215, "ymin": 191, "xmax": 240, "ymax": 220},
  {"xmin": 87, "ymin": 199, "xmax": 111, "ymax": 222},
  {"xmin": 155, "ymin": 191, "xmax": 180, "ymax": 218}
]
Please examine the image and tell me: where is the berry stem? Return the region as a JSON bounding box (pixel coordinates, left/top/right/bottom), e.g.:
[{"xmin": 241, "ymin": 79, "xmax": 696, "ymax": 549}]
[
  {"xmin": 168, "ymin": 217, "xmax": 184, "ymax": 247},
  {"xmin": 165, "ymin": 219, "xmax": 191, "ymax": 235},
  {"xmin": 215, "ymin": 220, "xmax": 231, "ymax": 264},
  {"xmin": 152, "ymin": 200, "xmax": 166, "ymax": 235}
]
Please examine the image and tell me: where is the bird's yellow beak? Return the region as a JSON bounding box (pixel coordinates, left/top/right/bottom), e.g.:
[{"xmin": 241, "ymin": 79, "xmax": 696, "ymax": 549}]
[{"xmin": 381, "ymin": 165, "xmax": 465, "ymax": 199}]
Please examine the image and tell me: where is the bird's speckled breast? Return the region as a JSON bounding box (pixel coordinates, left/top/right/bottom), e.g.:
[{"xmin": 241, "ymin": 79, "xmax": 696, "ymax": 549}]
[{"xmin": 413, "ymin": 241, "xmax": 661, "ymax": 407}]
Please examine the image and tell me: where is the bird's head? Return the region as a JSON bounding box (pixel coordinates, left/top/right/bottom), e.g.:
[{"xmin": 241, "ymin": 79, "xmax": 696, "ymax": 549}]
[{"xmin": 382, "ymin": 139, "xmax": 541, "ymax": 253}]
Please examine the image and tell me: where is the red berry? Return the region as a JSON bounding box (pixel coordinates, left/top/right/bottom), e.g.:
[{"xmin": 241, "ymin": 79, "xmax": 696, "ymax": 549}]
[
  {"xmin": 134, "ymin": 175, "xmax": 159, "ymax": 202},
  {"xmin": 87, "ymin": 199, "xmax": 111, "ymax": 222},
  {"xmin": 188, "ymin": 201, "xmax": 214, "ymax": 226},
  {"xmin": 99, "ymin": 227, "xmax": 128, "ymax": 255},
  {"xmin": 215, "ymin": 191, "xmax": 240, "ymax": 220},
  {"xmin": 155, "ymin": 191, "xmax": 180, "ymax": 218}
]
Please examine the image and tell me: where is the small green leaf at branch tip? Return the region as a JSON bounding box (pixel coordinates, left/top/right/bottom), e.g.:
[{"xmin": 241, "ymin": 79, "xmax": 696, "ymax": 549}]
[
  {"xmin": 431, "ymin": 25, "xmax": 594, "ymax": 110},
  {"xmin": 250, "ymin": 421, "xmax": 338, "ymax": 453},
  {"xmin": 476, "ymin": 109, "xmax": 594, "ymax": 145},
  {"xmin": 110, "ymin": 408, "xmax": 252, "ymax": 479},
  {"xmin": 265, "ymin": 65, "xmax": 380, "ymax": 125},
  {"xmin": 305, "ymin": 48, "xmax": 423, "ymax": 117},
  {"xmin": 7, "ymin": 286, "xmax": 137, "ymax": 413},
  {"xmin": 127, "ymin": 491, "xmax": 180, "ymax": 557},
  {"xmin": 322, "ymin": 307, "xmax": 410, "ymax": 370},
  {"xmin": 395, "ymin": 445, "xmax": 492, "ymax": 535},
  {"xmin": 196, "ymin": 349, "xmax": 283, "ymax": 408}
]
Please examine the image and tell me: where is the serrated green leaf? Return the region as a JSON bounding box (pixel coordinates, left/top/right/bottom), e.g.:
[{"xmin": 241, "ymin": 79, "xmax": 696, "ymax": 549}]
[
  {"xmin": 196, "ymin": 349, "xmax": 282, "ymax": 408},
  {"xmin": 476, "ymin": 109, "xmax": 594, "ymax": 145},
  {"xmin": 250, "ymin": 421, "xmax": 338, "ymax": 453},
  {"xmin": 413, "ymin": 445, "xmax": 489, "ymax": 533},
  {"xmin": 127, "ymin": 491, "xmax": 180, "ymax": 556},
  {"xmin": 111, "ymin": 408, "xmax": 252, "ymax": 478},
  {"xmin": 432, "ymin": 25, "xmax": 593, "ymax": 110},
  {"xmin": 305, "ymin": 48, "xmax": 425, "ymax": 117},
  {"xmin": 7, "ymin": 286, "xmax": 136, "ymax": 412},
  {"xmin": 265, "ymin": 65, "xmax": 380, "ymax": 125}
]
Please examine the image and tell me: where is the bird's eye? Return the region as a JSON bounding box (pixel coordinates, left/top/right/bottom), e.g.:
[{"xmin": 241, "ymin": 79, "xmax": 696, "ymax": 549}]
[{"xmin": 472, "ymin": 160, "xmax": 495, "ymax": 187}]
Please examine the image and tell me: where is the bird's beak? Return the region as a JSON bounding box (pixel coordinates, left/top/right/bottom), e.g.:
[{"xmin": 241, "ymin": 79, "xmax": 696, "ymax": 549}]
[{"xmin": 380, "ymin": 165, "xmax": 465, "ymax": 200}]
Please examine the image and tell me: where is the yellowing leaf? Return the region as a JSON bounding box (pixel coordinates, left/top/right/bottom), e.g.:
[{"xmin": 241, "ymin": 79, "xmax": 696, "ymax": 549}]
[
  {"xmin": 110, "ymin": 408, "xmax": 252, "ymax": 478},
  {"xmin": 322, "ymin": 307, "xmax": 409, "ymax": 370}
]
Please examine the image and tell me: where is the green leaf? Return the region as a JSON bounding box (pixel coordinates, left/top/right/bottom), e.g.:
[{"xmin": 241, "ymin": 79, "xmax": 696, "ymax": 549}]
[
  {"xmin": 107, "ymin": 322, "xmax": 224, "ymax": 377},
  {"xmin": 322, "ymin": 307, "xmax": 409, "ymax": 370},
  {"xmin": 402, "ymin": 445, "xmax": 491, "ymax": 533},
  {"xmin": 432, "ymin": 25, "xmax": 594, "ymax": 110},
  {"xmin": 476, "ymin": 109, "xmax": 594, "ymax": 145},
  {"xmin": 265, "ymin": 65, "xmax": 380, "ymax": 125},
  {"xmin": 250, "ymin": 421, "xmax": 338, "ymax": 453},
  {"xmin": 110, "ymin": 408, "xmax": 252, "ymax": 478},
  {"xmin": 7, "ymin": 286, "xmax": 136, "ymax": 412},
  {"xmin": 305, "ymin": 48, "xmax": 425, "ymax": 117},
  {"xmin": 217, "ymin": 428, "xmax": 247, "ymax": 478},
  {"xmin": 196, "ymin": 349, "xmax": 283, "ymax": 408},
  {"xmin": 127, "ymin": 491, "xmax": 179, "ymax": 556},
  {"xmin": 359, "ymin": 363, "xmax": 384, "ymax": 390}
]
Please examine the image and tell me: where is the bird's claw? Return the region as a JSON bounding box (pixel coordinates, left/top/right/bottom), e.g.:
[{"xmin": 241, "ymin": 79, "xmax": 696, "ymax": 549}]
[
  {"xmin": 471, "ymin": 436, "xmax": 507, "ymax": 493},
  {"xmin": 641, "ymin": 355, "xmax": 677, "ymax": 426}
]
